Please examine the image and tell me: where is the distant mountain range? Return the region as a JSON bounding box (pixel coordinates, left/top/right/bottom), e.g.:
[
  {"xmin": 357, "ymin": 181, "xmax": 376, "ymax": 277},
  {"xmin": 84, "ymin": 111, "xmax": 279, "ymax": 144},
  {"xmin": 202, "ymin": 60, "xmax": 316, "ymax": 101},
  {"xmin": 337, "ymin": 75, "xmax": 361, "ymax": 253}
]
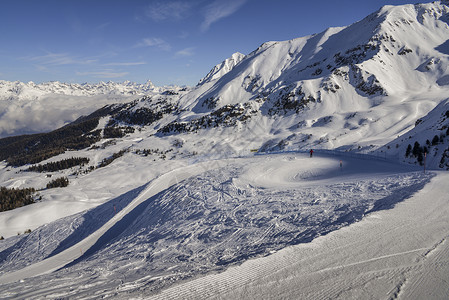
[
  {"xmin": 0, "ymin": 80, "xmax": 158, "ymax": 100},
  {"xmin": 0, "ymin": 80, "xmax": 187, "ymax": 137}
]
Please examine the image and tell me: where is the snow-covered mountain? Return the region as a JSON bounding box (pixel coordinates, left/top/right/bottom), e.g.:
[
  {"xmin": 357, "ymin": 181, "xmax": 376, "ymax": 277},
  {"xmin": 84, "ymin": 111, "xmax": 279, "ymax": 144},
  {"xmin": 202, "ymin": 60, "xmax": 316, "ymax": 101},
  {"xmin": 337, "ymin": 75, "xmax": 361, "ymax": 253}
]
[
  {"xmin": 188, "ymin": 1, "xmax": 449, "ymax": 112},
  {"xmin": 3, "ymin": 1, "xmax": 449, "ymax": 152},
  {"xmin": 0, "ymin": 80, "xmax": 188, "ymax": 138},
  {"xmin": 0, "ymin": 80, "xmax": 157, "ymax": 101},
  {"xmin": 2, "ymin": 1, "xmax": 449, "ymax": 298},
  {"xmin": 197, "ymin": 52, "xmax": 246, "ymax": 86},
  {"xmin": 150, "ymin": 0, "xmax": 449, "ymax": 164}
]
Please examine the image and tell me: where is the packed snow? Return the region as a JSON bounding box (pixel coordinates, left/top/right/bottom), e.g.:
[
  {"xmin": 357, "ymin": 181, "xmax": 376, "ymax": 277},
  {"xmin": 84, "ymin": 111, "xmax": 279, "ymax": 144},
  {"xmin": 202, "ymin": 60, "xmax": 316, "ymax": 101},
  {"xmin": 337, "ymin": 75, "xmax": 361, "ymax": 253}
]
[
  {"xmin": 148, "ymin": 171, "xmax": 449, "ymax": 300},
  {"xmin": 0, "ymin": 152, "xmax": 435, "ymax": 298}
]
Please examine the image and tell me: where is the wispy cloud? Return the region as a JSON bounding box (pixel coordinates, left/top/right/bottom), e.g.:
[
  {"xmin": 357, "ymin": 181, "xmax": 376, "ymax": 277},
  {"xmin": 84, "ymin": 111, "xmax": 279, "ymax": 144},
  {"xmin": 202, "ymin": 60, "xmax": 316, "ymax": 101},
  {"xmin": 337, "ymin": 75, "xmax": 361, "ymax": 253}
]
[
  {"xmin": 22, "ymin": 52, "xmax": 96, "ymax": 66},
  {"xmin": 76, "ymin": 70, "xmax": 129, "ymax": 78},
  {"xmin": 95, "ymin": 22, "xmax": 110, "ymax": 31},
  {"xmin": 145, "ymin": 1, "xmax": 192, "ymax": 22},
  {"xmin": 34, "ymin": 64, "xmax": 50, "ymax": 72},
  {"xmin": 178, "ymin": 31, "xmax": 190, "ymax": 39},
  {"xmin": 104, "ymin": 61, "xmax": 147, "ymax": 66},
  {"xmin": 175, "ymin": 47, "xmax": 195, "ymax": 58},
  {"xmin": 201, "ymin": 0, "xmax": 247, "ymax": 32},
  {"xmin": 136, "ymin": 38, "xmax": 171, "ymax": 51}
]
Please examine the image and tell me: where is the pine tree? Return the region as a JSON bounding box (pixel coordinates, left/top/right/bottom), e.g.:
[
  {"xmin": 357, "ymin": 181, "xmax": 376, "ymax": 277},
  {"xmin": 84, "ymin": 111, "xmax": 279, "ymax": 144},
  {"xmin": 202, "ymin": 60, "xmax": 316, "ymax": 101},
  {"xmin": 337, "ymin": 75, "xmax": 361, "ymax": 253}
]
[
  {"xmin": 412, "ymin": 141, "xmax": 421, "ymax": 157},
  {"xmin": 405, "ymin": 144, "xmax": 412, "ymax": 157},
  {"xmin": 432, "ymin": 135, "xmax": 440, "ymax": 146},
  {"xmin": 46, "ymin": 177, "xmax": 69, "ymax": 189}
]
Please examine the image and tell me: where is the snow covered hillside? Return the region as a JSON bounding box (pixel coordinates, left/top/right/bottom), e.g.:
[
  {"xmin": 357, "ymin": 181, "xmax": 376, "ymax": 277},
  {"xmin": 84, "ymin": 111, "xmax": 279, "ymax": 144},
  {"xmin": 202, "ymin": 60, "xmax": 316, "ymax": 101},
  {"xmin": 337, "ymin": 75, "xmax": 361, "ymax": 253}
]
[
  {"xmin": 162, "ymin": 0, "xmax": 449, "ymax": 156},
  {"xmin": 0, "ymin": 153, "xmax": 434, "ymax": 298},
  {"xmin": 382, "ymin": 98, "xmax": 449, "ymax": 169},
  {"xmin": 1, "ymin": 1, "xmax": 449, "ymax": 299},
  {"xmin": 148, "ymin": 170, "xmax": 449, "ymax": 300}
]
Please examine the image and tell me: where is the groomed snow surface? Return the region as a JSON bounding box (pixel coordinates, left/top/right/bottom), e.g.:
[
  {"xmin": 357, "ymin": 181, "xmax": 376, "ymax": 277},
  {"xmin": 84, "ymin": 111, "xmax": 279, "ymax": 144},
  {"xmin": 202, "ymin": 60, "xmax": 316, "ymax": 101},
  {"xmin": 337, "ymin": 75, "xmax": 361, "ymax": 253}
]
[
  {"xmin": 149, "ymin": 168, "xmax": 449, "ymax": 300},
  {"xmin": 1, "ymin": 151, "xmax": 447, "ymax": 299}
]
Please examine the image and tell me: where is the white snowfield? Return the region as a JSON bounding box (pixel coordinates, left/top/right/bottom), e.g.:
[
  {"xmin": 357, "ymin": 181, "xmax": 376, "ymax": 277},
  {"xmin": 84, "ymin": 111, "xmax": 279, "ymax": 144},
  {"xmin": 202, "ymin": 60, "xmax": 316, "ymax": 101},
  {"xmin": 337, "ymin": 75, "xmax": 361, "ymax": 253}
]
[
  {"xmin": 0, "ymin": 152, "xmax": 445, "ymax": 299},
  {"xmin": 147, "ymin": 170, "xmax": 449, "ymax": 300},
  {"xmin": 0, "ymin": 160, "xmax": 214, "ymax": 285}
]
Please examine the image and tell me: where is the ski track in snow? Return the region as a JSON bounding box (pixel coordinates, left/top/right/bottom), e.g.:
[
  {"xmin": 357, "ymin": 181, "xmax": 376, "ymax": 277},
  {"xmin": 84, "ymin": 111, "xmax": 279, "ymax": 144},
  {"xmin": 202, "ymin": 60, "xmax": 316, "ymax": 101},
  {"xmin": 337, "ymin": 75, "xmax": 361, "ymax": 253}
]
[
  {"xmin": 0, "ymin": 160, "xmax": 216, "ymax": 282},
  {"xmin": 0, "ymin": 153, "xmax": 438, "ymax": 299},
  {"xmin": 143, "ymin": 172, "xmax": 449, "ymax": 300}
]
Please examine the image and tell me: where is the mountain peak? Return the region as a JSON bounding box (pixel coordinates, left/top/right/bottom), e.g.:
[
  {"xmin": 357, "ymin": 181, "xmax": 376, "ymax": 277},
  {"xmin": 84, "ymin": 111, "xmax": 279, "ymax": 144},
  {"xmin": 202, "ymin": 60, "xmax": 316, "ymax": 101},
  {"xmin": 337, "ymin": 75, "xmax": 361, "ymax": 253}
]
[{"xmin": 197, "ymin": 52, "xmax": 246, "ymax": 86}]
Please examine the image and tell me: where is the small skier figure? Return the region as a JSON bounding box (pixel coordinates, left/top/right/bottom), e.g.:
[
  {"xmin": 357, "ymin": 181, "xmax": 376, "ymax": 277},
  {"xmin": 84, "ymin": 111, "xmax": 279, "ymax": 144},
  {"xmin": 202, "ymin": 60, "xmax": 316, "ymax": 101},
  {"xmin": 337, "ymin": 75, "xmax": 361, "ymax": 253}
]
[
  {"xmin": 309, "ymin": 149, "xmax": 314, "ymax": 158},
  {"xmin": 340, "ymin": 160, "xmax": 343, "ymax": 170}
]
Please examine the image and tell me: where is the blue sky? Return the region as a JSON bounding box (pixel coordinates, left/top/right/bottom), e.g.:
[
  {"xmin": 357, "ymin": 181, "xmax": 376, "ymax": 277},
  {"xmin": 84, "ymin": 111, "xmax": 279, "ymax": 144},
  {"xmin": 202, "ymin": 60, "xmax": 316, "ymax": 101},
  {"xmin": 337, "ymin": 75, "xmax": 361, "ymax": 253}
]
[{"xmin": 0, "ymin": 0, "xmax": 424, "ymax": 86}]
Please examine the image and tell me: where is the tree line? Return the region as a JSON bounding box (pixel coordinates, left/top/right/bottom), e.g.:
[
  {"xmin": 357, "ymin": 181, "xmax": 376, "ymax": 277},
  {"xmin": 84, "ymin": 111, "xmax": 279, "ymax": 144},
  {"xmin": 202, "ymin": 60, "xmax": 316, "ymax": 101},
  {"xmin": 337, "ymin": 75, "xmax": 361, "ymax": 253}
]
[
  {"xmin": 0, "ymin": 117, "xmax": 101, "ymax": 167},
  {"xmin": 26, "ymin": 157, "xmax": 89, "ymax": 172},
  {"xmin": 0, "ymin": 186, "xmax": 36, "ymax": 212},
  {"xmin": 405, "ymin": 131, "xmax": 449, "ymax": 165},
  {"xmin": 97, "ymin": 149, "xmax": 128, "ymax": 168},
  {"xmin": 46, "ymin": 177, "xmax": 69, "ymax": 189},
  {"xmin": 103, "ymin": 126, "xmax": 135, "ymax": 139}
]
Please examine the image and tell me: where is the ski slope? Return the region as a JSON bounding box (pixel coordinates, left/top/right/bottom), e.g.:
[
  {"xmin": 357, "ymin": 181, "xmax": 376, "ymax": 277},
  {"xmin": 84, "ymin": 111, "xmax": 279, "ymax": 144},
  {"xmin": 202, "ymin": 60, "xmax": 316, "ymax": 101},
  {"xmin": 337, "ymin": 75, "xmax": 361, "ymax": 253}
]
[
  {"xmin": 0, "ymin": 151, "xmax": 438, "ymax": 298},
  {"xmin": 147, "ymin": 171, "xmax": 449, "ymax": 300},
  {"xmin": 0, "ymin": 160, "xmax": 217, "ymax": 284}
]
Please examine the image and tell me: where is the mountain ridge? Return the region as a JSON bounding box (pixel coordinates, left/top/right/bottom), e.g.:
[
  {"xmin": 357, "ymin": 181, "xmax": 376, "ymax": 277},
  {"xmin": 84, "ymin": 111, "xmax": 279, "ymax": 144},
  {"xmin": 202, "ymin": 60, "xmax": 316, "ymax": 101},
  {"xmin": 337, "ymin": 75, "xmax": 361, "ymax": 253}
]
[
  {"xmin": 2, "ymin": 1, "xmax": 449, "ymax": 166},
  {"xmin": 0, "ymin": 79, "xmax": 188, "ymax": 138},
  {"xmin": 145, "ymin": 1, "xmax": 448, "ymax": 165},
  {"xmin": 0, "ymin": 79, "xmax": 162, "ymax": 100}
]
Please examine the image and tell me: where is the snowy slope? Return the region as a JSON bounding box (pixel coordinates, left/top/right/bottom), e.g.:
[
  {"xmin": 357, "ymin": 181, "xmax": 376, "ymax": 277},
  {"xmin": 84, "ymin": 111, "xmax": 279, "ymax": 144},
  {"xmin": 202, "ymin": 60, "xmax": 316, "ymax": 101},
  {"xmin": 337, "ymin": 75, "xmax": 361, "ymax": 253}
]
[
  {"xmin": 0, "ymin": 153, "xmax": 432, "ymax": 298},
  {"xmin": 148, "ymin": 171, "xmax": 449, "ymax": 300},
  {"xmin": 382, "ymin": 98, "xmax": 449, "ymax": 169},
  {"xmin": 158, "ymin": 0, "xmax": 449, "ymax": 155},
  {"xmin": 197, "ymin": 52, "xmax": 245, "ymax": 86}
]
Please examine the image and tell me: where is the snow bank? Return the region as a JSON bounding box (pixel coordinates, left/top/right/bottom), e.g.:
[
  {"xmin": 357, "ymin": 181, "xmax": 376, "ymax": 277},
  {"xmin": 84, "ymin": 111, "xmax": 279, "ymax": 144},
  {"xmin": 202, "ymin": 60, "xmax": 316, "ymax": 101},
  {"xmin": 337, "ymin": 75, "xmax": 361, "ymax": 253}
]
[{"xmin": 0, "ymin": 153, "xmax": 432, "ymax": 298}]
